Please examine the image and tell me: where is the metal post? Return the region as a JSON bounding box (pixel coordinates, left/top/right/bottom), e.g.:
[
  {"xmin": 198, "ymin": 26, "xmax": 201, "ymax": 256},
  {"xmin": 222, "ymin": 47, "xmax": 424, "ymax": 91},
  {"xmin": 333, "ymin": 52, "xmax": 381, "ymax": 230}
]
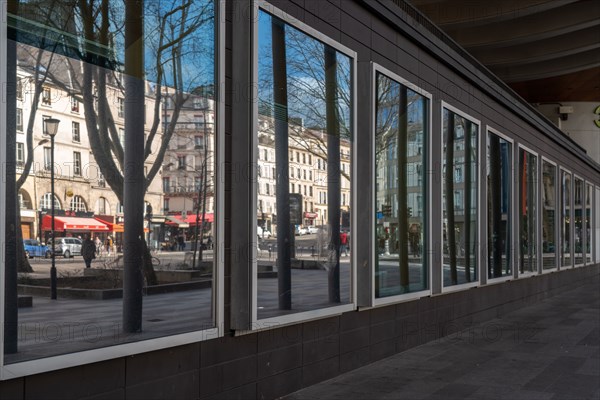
[
  {"xmin": 4, "ymin": 5, "xmax": 19, "ymax": 351},
  {"xmin": 272, "ymin": 17, "xmax": 292, "ymax": 310},
  {"xmin": 325, "ymin": 44, "xmax": 341, "ymax": 303},
  {"xmin": 43, "ymin": 118, "xmax": 60, "ymax": 298},
  {"xmin": 50, "ymin": 134, "xmax": 57, "ymax": 299},
  {"xmin": 122, "ymin": 0, "xmax": 145, "ymax": 333}
]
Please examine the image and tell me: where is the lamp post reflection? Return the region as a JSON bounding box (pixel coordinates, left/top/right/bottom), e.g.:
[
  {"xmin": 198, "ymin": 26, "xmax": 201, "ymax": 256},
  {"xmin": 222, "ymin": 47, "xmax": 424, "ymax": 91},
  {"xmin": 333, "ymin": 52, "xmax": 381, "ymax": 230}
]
[{"xmin": 45, "ymin": 118, "xmax": 60, "ymax": 300}]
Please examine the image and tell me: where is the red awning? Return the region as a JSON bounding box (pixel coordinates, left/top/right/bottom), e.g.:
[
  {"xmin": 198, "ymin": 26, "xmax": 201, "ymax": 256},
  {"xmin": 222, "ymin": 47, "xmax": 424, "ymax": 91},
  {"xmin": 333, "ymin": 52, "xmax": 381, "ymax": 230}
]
[
  {"xmin": 184, "ymin": 212, "xmax": 214, "ymax": 224},
  {"xmin": 94, "ymin": 219, "xmax": 152, "ymax": 233},
  {"xmin": 42, "ymin": 215, "xmax": 110, "ymax": 231},
  {"xmin": 167, "ymin": 213, "xmax": 214, "ymax": 226},
  {"xmin": 95, "ymin": 219, "xmax": 125, "ymax": 233}
]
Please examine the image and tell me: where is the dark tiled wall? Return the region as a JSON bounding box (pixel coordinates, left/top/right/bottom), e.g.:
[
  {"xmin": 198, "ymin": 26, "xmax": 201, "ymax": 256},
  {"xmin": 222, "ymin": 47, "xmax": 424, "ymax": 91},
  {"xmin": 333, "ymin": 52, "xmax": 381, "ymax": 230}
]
[{"xmin": 1, "ymin": 265, "xmax": 598, "ymax": 400}]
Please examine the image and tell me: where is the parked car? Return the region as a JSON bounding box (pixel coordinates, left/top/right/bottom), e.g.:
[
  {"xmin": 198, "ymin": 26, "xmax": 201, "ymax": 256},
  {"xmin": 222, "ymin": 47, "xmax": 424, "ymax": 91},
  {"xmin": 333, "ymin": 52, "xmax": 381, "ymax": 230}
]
[
  {"xmin": 295, "ymin": 226, "xmax": 308, "ymax": 236},
  {"xmin": 307, "ymin": 226, "xmax": 319, "ymax": 234},
  {"xmin": 51, "ymin": 237, "xmax": 83, "ymax": 258},
  {"xmin": 23, "ymin": 239, "xmax": 51, "ymax": 259},
  {"xmin": 257, "ymin": 226, "xmax": 272, "ymax": 239}
]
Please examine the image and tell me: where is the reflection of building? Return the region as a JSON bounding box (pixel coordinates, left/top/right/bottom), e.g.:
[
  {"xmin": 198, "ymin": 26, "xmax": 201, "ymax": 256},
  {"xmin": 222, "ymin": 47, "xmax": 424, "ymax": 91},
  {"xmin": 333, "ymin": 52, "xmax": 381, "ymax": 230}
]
[
  {"xmin": 256, "ymin": 116, "xmax": 351, "ymax": 233},
  {"xmin": 15, "ymin": 45, "xmax": 164, "ymax": 243},
  {"xmin": 542, "ymin": 163, "xmax": 556, "ymax": 253},
  {"xmin": 375, "ymin": 120, "xmax": 425, "ymax": 255},
  {"xmin": 161, "ymin": 90, "xmax": 216, "ymax": 239}
]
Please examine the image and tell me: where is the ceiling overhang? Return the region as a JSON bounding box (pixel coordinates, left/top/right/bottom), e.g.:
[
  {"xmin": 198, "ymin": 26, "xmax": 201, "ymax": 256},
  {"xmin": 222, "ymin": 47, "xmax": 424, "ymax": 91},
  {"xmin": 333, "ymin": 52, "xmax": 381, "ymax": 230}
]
[{"xmin": 410, "ymin": 0, "xmax": 600, "ymax": 101}]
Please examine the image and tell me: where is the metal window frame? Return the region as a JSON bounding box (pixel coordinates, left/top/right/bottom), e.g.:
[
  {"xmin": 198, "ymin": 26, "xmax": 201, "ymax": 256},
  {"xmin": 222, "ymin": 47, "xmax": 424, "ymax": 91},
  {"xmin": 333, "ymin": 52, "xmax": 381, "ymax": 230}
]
[
  {"xmin": 0, "ymin": 0, "xmax": 8, "ymax": 377},
  {"xmin": 235, "ymin": 0, "xmax": 358, "ymax": 331},
  {"xmin": 484, "ymin": 127, "xmax": 515, "ymax": 284},
  {"xmin": 559, "ymin": 167, "xmax": 573, "ymax": 270},
  {"xmin": 0, "ymin": 0, "xmax": 226, "ymax": 379},
  {"xmin": 516, "ymin": 144, "xmax": 540, "ymax": 278},
  {"xmin": 584, "ymin": 182, "xmax": 594, "ymax": 266},
  {"xmin": 367, "ymin": 62, "xmax": 432, "ymax": 308},
  {"xmin": 540, "ymin": 156, "xmax": 559, "ymax": 273},
  {"xmin": 572, "ymin": 174, "xmax": 585, "ymax": 268},
  {"xmin": 439, "ymin": 102, "xmax": 481, "ymax": 293}
]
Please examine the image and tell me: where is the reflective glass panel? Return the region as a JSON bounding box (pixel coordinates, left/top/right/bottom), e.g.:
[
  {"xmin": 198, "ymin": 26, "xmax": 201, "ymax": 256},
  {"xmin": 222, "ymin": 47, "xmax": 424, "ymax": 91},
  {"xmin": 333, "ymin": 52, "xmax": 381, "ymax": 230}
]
[
  {"xmin": 487, "ymin": 133, "xmax": 512, "ymax": 279},
  {"xmin": 519, "ymin": 149, "xmax": 537, "ymax": 274},
  {"xmin": 5, "ymin": 0, "xmax": 217, "ymax": 363},
  {"xmin": 585, "ymin": 183, "xmax": 593, "ymax": 264},
  {"xmin": 574, "ymin": 178, "xmax": 584, "ymax": 265},
  {"xmin": 542, "ymin": 161, "xmax": 557, "ymax": 270},
  {"xmin": 442, "ymin": 109, "xmax": 478, "ymax": 287},
  {"xmin": 256, "ymin": 10, "xmax": 353, "ymax": 319},
  {"xmin": 561, "ymin": 171, "xmax": 572, "ymax": 267},
  {"xmin": 374, "ymin": 72, "xmax": 428, "ymax": 297}
]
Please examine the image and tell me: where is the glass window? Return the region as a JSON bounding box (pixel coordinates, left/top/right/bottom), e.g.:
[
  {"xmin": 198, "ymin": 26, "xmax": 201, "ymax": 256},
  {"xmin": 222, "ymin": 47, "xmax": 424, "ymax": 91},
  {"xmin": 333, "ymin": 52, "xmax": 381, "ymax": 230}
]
[
  {"xmin": 43, "ymin": 147, "xmax": 52, "ymax": 170},
  {"xmin": 73, "ymin": 151, "xmax": 82, "ymax": 176},
  {"xmin": 519, "ymin": 148, "xmax": 537, "ymax": 274},
  {"xmin": 542, "ymin": 161, "xmax": 557, "ymax": 270},
  {"xmin": 585, "ymin": 183, "xmax": 592, "ymax": 264},
  {"xmin": 256, "ymin": 9, "xmax": 353, "ymax": 319},
  {"xmin": 41, "ymin": 87, "xmax": 51, "ymax": 105},
  {"xmin": 98, "ymin": 172, "xmax": 106, "ymax": 188},
  {"xmin": 117, "ymin": 97, "xmax": 124, "ymax": 118},
  {"xmin": 16, "ymin": 107, "xmax": 23, "ymax": 131},
  {"xmin": 72, "ymin": 121, "xmax": 80, "ymax": 142},
  {"xmin": 561, "ymin": 170, "xmax": 572, "ymax": 267},
  {"xmin": 574, "ymin": 178, "xmax": 584, "ymax": 265},
  {"xmin": 39, "ymin": 193, "xmax": 61, "ymax": 210},
  {"xmin": 5, "ymin": 0, "xmax": 218, "ymax": 366},
  {"xmin": 16, "ymin": 142, "xmax": 25, "ymax": 167},
  {"xmin": 442, "ymin": 107, "xmax": 478, "ymax": 287},
  {"xmin": 69, "ymin": 195, "xmax": 87, "ymax": 212},
  {"xmin": 71, "ymin": 96, "xmax": 79, "ymax": 113},
  {"xmin": 96, "ymin": 197, "xmax": 110, "ymax": 215},
  {"xmin": 17, "ymin": 78, "xmax": 24, "ymax": 100},
  {"xmin": 374, "ymin": 71, "xmax": 429, "ymax": 298},
  {"xmin": 487, "ymin": 132, "xmax": 512, "ymax": 279},
  {"xmin": 42, "ymin": 115, "xmax": 51, "ymax": 135}
]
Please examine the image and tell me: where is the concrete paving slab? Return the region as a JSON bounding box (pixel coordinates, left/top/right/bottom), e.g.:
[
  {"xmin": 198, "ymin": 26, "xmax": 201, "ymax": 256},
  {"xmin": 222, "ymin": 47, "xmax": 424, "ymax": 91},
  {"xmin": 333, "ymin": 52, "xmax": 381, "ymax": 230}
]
[{"xmin": 284, "ymin": 275, "xmax": 600, "ymax": 400}]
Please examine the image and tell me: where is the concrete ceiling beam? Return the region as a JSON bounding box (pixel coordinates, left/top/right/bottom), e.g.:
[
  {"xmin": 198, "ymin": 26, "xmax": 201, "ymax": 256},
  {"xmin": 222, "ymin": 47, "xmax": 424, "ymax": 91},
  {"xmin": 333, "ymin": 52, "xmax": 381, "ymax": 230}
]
[
  {"xmin": 411, "ymin": 0, "xmax": 577, "ymax": 30},
  {"xmin": 469, "ymin": 26, "xmax": 600, "ymax": 66},
  {"xmin": 490, "ymin": 48, "xmax": 600, "ymax": 82},
  {"xmin": 445, "ymin": 1, "xmax": 600, "ymax": 49}
]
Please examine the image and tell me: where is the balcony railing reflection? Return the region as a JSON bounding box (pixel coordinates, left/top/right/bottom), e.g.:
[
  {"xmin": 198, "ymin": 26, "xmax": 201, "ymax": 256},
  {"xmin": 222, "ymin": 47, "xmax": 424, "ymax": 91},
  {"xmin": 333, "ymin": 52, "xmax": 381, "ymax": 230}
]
[{"xmin": 166, "ymin": 185, "xmax": 205, "ymax": 195}]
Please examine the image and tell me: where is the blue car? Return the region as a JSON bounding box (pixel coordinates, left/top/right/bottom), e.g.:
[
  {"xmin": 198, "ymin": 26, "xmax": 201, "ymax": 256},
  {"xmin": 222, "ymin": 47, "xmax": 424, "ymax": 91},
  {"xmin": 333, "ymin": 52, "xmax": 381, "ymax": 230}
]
[{"xmin": 23, "ymin": 239, "xmax": 51, "ymax": 259}]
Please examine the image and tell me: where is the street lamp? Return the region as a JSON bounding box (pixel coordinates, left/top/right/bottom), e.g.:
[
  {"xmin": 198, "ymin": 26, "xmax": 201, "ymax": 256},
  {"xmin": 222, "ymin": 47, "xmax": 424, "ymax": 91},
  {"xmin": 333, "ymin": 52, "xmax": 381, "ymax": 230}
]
[
  {"xmin": 45, "ymin": 117, "xmax": 60, "ymax": 300},
  {"xmin": 34, "ymin": 138, "xmax": 49, "ymax": 241}
]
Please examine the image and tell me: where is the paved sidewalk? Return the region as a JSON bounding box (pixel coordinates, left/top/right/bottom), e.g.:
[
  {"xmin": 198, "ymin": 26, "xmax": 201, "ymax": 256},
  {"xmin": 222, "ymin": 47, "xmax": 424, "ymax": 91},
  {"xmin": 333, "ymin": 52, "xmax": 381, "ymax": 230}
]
[{"xmin": 285, "ymin": 275, "xmax": 600, "ymax": 400}]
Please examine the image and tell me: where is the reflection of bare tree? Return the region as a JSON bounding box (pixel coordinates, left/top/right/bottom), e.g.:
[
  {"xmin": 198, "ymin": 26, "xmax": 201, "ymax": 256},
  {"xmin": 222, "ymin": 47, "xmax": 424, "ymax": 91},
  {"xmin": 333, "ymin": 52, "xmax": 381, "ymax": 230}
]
[
  {"xmin": 541, "ymin": 166, "xmax": 555, "ymax": 261},
  {"xmin": 45, "ymin": 0, "xmax": 213, "ymax": 285},
  {"xmin": 489, "ymin": 134, "xmax": 503, "ymax": 278},
  {"xmin": 375, "ymin": 75, "xmax": 426, "ymax": 292},
  {"xmin": 261, "ymin": 13, "xmax": 351, "ymax": 305},
  {"xmin": 463, "ymin": 120, "xmax": 473, "ymax": 282},
  {"xmin": 258, "ymin": 23, "xmax": 351, "ymax": 181},
  {"xmin": 445, "ymin": 112, "xmax": 457, "ymax": 284},
  {"xmin": 444, "ymin": 113, "xmax": 476, "ymax": 284},
  {"xmin": 12, "ymin": 0, "xmax": 77, "ymax": 273}
]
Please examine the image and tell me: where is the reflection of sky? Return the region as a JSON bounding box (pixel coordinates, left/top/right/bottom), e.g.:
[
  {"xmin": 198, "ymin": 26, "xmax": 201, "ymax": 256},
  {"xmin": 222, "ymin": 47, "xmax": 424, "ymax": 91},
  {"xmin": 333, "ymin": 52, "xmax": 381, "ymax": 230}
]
[
  {"xmin": 375, "ymin": 74, "xmax": 427, "ymax": 160},
  {"xmin": 258, "ymin": 10, "xmax": 351, "ymax": 133},
  {"xmin": 144, "ymin": 0, "xmax": 215, "ymax": 91},
  {"xmin": 14, "ymin": 0, "xmax": 215, "ymax": 92}
]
